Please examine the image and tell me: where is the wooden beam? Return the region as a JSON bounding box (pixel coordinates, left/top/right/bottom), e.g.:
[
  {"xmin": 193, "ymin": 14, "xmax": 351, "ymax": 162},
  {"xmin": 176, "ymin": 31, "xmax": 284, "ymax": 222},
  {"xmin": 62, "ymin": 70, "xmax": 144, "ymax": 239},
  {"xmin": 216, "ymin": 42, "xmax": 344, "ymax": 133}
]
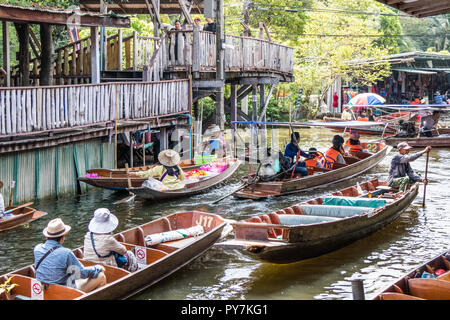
[
  {"xmin": 0, "ymin": 5, "xmax": 130, "ymax": 28},
  {"xmin": 258, "ymin": 84, "xmax": 274, "ymax": 122},
  {"xmin": 178, "ymin": 0, "xmax": 194, "ymax": 25},
  {"xmin": 417, "ymin": 6, "xmax": 450, "ymax": 17},
  {"xmin": 409, "ymin": 3, "xmax": 450, "ymax": 16},
  {"xmin": 90, "ymin": 26, "xmax": 100, "ymax": 83},
  {"xmin": 150, "ymin": 0, "xmax": 162, "ymax": 26}
]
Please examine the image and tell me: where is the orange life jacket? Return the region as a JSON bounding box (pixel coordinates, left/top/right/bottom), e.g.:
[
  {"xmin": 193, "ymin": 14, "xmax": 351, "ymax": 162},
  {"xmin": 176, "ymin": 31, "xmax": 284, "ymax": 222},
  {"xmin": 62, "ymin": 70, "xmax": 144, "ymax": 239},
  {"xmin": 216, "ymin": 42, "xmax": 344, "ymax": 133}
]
[
  {"xmin": 320, "ymin": 148, "xmax": 340, "ymax": 169},
  {"xmin": 305, "ymin": 157, "xmax": 319, "ymax": 167},
  {"xmin": 357, "ymin": 117, "xmax": 368, "ymax": 121},
  {"xmin": 345, "ymin": 140, "xmax": 362, "ymax": 152}
]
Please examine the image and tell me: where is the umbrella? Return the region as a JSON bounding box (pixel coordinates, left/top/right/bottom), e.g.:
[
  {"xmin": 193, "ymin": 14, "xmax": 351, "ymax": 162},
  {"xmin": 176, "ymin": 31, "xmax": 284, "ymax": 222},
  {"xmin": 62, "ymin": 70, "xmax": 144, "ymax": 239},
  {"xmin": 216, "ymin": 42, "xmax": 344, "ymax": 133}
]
[
  {"xmin": 348, "ymin": 93, "xmax": 386, "ymax": 115},
  {"xmin": 348, "ymin": 93, "xmax": 386, "ymax": 106}
]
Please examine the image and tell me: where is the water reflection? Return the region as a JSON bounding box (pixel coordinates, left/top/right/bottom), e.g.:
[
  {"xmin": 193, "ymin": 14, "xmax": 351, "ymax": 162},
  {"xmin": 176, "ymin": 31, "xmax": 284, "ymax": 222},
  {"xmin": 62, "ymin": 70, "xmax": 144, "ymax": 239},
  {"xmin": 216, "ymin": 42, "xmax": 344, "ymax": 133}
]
[{"xmin": 1, "ymin": 127, "xmax": 449, "ymax": 300}]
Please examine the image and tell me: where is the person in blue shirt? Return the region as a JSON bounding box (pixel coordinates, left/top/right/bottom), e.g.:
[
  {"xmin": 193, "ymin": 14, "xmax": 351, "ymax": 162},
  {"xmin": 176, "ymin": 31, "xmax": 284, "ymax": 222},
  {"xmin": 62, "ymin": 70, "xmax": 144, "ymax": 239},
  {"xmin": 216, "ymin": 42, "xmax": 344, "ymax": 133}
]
[
  {"xmin": 434, "ymin": 91, "xmax": 448, "ymax": 105},
  {"xmin": 283, "ymin": 132, "xmax": 310, "ymax": 177},
  {"xmin": 33, "ymin": 218, "xmax": 107, "ymax": 293}
]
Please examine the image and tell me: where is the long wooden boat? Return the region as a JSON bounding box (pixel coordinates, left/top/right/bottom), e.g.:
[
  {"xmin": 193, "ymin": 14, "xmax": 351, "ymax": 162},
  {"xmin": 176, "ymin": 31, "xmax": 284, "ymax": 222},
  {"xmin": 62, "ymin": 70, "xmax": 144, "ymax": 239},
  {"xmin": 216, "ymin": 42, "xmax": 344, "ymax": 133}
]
[
  {"xmin": 323, "ymin": 112, "xmax": 415, "ymax": 135},
  {"xmin": 217, "ymin": 178, "xmax": 418, "ymax": 264},
  {"xmin": 385, "ymin": 134, "xmax": 450, "ymax": 148},
  {"xmin": 234, "ymin": 142, "xmax": 392, "ymax": 200},
  {"xmin": 373, "ymin": 250, "xmax": 450, "ymax": 300},
  {"xmin": 0, "ymin": 205, "xmax": 47, "ymax": 232},
  {"xmin": 78, "ymin": 159, "xmax": 200, "ymax": 191},
  {"xmin": 129, "ymin": 158, "xmax": 241, "ymax": 201},
  {"xmin": 0, "ymin": 211, "xmax": 226, "ymax": 300}
]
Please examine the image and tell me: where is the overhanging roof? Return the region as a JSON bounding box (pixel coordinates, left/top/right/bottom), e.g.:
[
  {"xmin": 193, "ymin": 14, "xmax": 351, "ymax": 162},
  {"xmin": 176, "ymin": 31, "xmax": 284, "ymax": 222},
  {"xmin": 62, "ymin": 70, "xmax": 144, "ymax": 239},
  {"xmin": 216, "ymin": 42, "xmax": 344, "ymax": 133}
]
[
  {"xmin": 375, "ymin": 0, "xmax": 450, "ymax": 18},
  {"xmin": 0, "ymin": 3, "xmax": 130, "ymax": 28},
  {"xmin": 391, "ymin": 67, "xmax": 437, "ymax": 74},
  {"xmin": 80, "ymin": 0, "xmax": 204, "ymax": 15}
]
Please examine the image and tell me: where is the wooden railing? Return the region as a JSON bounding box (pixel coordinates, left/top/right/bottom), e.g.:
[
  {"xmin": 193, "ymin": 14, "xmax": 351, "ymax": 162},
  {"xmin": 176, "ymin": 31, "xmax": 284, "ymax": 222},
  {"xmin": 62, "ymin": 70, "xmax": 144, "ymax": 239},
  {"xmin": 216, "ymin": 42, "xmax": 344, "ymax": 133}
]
[
  {"xmin": 164, "ymin": 30, "xmax": 294, "ymax": 75},
  {"xmin": 9, "ymin": 30, "xmax": 293, "ymax": 87},
  {"xmin": 0, "ymin": 79, "xmax": 190, "ymax": 135}
]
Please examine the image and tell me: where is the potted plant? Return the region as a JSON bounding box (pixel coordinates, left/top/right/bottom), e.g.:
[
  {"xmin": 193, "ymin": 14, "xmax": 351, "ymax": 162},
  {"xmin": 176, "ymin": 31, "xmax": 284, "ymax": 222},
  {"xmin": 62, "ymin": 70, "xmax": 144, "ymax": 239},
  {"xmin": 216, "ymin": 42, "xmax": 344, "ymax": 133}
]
[{"xmin": 0, "ymin": 277, "xmax": 18, "ymax": 300}]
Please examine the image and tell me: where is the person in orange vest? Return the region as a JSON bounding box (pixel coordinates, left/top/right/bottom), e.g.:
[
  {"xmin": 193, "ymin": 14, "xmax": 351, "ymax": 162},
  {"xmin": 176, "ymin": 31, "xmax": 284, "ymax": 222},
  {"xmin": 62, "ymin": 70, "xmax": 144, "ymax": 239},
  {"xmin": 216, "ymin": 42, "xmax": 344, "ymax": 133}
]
[
  {"xmin": 357, "ymin": 111, "xmax": 369, "ymax": 121},
  {"xmin": 304, "ymin": 147, "xmax": 324, "ymax": 168},
  {"xmin": 344, "ymin": 130, "xmax": 365, "ymax": 153},
  {"xmin": 320, "ymin": 135, "xmax": 347, "ymax": 169}
]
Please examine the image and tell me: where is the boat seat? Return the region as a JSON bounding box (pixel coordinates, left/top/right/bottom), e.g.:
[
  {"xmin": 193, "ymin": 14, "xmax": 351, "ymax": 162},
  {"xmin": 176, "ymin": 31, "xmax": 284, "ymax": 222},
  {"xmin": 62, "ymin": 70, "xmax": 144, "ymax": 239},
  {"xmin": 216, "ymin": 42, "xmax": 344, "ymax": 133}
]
[
  {"xmin": 267, "ymin": 212, "xmax": 281, "ymax": 225},
  {"xmin": 298, "ymin": 205, "xmax": 373, "ymax": 217},
  {"xmin": 284, "ymin": 207, "xmax": 295, "ymax": 215},
  {"xmin": 291, "ymin": 205, "xmax": 304, "ymax": 215},
  {"xmin": 379, "ymin": 292, "xmax": 425, "ymax": 300},
  {"xmin": 322, "ymin": 196, "xmax": 388, "ymax": 208},
  {"xmin": 278, "ymin": 214, "xmax": 340, "ymax": 225},
  {"xmin": 408, "ymin": 278, "xmax": 450, "ymax": 300}
]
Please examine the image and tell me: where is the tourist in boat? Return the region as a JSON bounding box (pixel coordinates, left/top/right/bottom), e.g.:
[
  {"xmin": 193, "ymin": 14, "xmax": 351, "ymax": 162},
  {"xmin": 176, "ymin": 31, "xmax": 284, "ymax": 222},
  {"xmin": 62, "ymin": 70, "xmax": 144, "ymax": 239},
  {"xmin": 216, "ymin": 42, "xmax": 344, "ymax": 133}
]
[
  {"xmin": 83, "ymin": 208, "xmax": 139, "ymax": 272},
  {"xmin": 320, "ymin": 135, "xmax": 346, "ymax": 169},
  {"xmin": 357, "ymin": 111, "xmax": 368, "ymax": 121},
  {"xmin": 201, "ymin": 124, "xmax": 227, "ymax": 158},
  {"xmin": 341, "ymin": 106, "xmax": 353, "ymax": 120},
  {"xmin": 131, "ymin": 149, "xmax": 186, "ymax": 190},
  {"xmin": 387, "ymin": 142, "xmax": 431, "ymax": 192},
  {"xmin": 33, "ymin": 218, "xmax": 106, "ymax": 293},
  {"xmin": 304, "ymin": 147, "xmax": 323, "ymax": 168},
  {"xmin": 420, "ymin": 110, "xmax": 441, "ymax": 137},
  {"xmin": 283, "ymin": 132, "xmax": 310, "ymax": 177},
  {"xmin": 344, "ymin": 130, "xmax": 366, "ymax": 153},
  {"xmin": 0, "ymin": 181, "xmax": 4, "ymax": 218}
]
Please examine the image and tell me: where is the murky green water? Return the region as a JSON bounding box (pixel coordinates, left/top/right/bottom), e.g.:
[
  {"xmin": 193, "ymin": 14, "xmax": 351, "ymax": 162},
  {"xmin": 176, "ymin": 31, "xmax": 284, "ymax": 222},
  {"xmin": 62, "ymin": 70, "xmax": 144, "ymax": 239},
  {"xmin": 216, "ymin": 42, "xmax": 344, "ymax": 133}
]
[{"xmin": 1, "ymin": 126, "xmax": 449, "ymax": 300}]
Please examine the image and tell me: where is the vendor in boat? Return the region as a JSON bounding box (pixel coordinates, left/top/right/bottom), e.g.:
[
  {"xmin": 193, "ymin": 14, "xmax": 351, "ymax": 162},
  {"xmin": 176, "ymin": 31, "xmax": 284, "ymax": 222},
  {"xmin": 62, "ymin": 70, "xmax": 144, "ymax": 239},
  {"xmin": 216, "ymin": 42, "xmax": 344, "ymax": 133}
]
[
  {"xmin": 341, "ymin": 106, "xmax": 353, "ymax": 120},
  {"xmin": 200, "ymin": 124, "xmax": 227, "ymax": 158},
  {"xmin": 283, "ymin": 132, "xmax": 310, "ymax": 177},
  {"xmin": 419, "ymin": 110, "xmax": 441, "ymax": 137},
  {"xmin": 0, "ymin": 181, "xmax": 4, "ymax": 218},
  {"xmin": 320, "ymin": 135, "xmax": 346, "ymax": 169},
  {"xmin": 83, "ymin": 208, "xmax": 138, "ymax": 272},
  {"xmin": 33, "ymin": 218, "xmax": 107, "ymax": 293},
  {"xmin": 131, "ymin": 149, "xmax": 186, "ymax": 190},
  {"xmin": 388, "ymin": 142, "xmax": 431, "ymax": 192},
  {"xmin": 344, "ymin": 130, "xmax": 366, "ymax": 153}
]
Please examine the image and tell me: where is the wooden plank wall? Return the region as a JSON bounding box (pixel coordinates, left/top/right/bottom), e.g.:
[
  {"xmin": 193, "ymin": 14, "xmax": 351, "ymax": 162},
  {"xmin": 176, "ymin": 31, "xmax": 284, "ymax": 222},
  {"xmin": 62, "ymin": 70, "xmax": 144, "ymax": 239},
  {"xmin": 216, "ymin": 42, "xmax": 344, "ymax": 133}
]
[{"xmin": 0, "ymin": 79, "xmax": 190, "ymax": 136}]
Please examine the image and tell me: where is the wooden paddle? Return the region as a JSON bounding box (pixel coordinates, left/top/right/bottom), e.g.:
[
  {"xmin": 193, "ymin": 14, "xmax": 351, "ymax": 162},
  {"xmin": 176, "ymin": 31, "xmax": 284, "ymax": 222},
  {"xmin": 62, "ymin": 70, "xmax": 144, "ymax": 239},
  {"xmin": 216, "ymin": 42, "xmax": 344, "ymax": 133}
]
[
  {"xmin": 212, "ymin": 163, "xmax": 262, "ymax": 204},
  {"xmin": 113, "ymin": 163, "xmax": 136, "ymax": 205},
  {"xmin": 422, "ymin": 150, "xmax": 430, "ymax": 208},
  {"xmin": 4, "ymin": 202, "xmax": 34, "ymax": 215}
]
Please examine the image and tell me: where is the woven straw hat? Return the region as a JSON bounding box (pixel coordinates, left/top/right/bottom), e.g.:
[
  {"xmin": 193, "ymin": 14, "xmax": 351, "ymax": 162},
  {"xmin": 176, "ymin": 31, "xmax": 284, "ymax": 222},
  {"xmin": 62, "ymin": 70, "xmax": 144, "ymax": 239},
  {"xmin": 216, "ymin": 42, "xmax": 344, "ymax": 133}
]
[
  {"xmin": 158, "ymin": 149, "xmax": 181, "ymax": 167},
  {"xmin": 88, "ymin": 208, "xmax": 118, "ymax": 234},
  {"xmin": 43, "ymin": 218, "xmax": 72, "ymax": 238}
]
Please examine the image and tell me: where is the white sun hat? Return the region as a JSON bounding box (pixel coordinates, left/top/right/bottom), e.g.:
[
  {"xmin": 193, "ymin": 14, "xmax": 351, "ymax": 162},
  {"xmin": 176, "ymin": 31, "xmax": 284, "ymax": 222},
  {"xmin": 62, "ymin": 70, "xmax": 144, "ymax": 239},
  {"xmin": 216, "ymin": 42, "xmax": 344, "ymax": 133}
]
[{"xmin": 88, "ymin": 208, "xmax": 119, "ymax": 234}]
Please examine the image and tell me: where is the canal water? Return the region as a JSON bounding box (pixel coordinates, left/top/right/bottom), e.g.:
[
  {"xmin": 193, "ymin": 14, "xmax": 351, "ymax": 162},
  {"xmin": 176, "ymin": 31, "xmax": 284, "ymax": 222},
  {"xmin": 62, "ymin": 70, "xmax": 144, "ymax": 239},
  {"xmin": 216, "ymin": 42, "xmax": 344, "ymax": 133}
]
[{"xmin": 1, "ymin": 126, "xmax": 449, "ymax": 300}]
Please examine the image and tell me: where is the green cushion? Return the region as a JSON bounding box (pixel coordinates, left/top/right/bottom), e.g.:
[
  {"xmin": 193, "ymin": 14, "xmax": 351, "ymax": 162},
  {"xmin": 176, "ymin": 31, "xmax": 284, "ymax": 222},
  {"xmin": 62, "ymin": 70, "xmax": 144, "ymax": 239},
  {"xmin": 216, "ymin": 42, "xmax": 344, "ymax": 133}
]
[
  {"xmin": 322, "ymin": 196, "xmax": 387, "ymax": 208},
  {"xmin": 299, "ymin": 205, "xmax": 374, "ymax": 217},
  {"xmin": 278, "ymin": 214, "xmax": 340, "ymax": 225}
]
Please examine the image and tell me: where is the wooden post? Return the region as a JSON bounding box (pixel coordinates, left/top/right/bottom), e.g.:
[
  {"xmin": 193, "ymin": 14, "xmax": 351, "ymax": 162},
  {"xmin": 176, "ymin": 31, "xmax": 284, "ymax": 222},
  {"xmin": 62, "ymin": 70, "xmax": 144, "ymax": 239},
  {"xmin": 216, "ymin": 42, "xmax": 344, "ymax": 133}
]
[
  {"xmin": 2, "ymin": 22, "xmax": 11, "ymax": 87},
  {"xmin": 40, "ymin": 23, "xmax": 53, "ymax": 86},
  {"xmin": 230, "ymin": 84, "xmax": 237, "ymax": 157},
  {"xmin": 133, "ymin": 31, "xmax": 138, "ymax": 71},
  {"xmin": 90, "ymin": 26, "xmax": 100, "ymax": 84},
  {"xmin": 192, "ymin": 26, "xmax": 200, "ymax": 78},
  {"xmin": 117, "ymin": 29, "xmax": 123, "ymax": 71},
  {"xmin": 215, "ymin": 0, "xmax": 225, "ymax": 130},
  {"xmin": 129, "ymin": 131, "xmax": 134, "ymax": 168},
  {"xmin": 14, "ymin": 23, "xmax": 30, "ymax": 86},
  {"xmin": 259, "ymin": 83, "xmax": 267, "ymax": 160}
]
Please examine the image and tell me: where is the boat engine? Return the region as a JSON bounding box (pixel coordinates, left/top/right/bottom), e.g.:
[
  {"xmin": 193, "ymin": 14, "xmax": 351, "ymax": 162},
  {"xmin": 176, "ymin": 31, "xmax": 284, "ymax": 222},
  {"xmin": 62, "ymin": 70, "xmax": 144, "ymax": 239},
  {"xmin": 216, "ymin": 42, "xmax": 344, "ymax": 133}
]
[{"xmin": 395, "ymin": 120, "xmax": 416, "ymax": 138}]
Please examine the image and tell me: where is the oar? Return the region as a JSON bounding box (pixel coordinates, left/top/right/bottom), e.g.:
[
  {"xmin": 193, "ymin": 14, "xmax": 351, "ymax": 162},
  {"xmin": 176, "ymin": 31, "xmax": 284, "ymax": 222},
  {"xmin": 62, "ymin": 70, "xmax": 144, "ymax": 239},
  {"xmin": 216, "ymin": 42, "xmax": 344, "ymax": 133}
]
[
  {"xmin": 113, "ymin": 163, "xmax": 136, "ymax": 205},
  {"xmin": 422, "ymin": 150, "xmax": 430, "ymax": 208},
  {"xmin": 212, "ymin": 163, "xmax": 262, "ymax": 204},
  {"xmin": 4, "ymin": 202, "xmax": 34, "ymax": 215}
]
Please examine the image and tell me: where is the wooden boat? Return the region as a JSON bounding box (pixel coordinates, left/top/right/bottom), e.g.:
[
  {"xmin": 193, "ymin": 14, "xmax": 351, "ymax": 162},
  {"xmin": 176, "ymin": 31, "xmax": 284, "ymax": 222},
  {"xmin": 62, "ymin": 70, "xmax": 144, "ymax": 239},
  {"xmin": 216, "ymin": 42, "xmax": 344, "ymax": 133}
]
[
  {"xmin": 234, "ymin": 142, "xmax": 391, "ymax": 200},
  {"xmin": 129, "ymin": 158, "xmax": 241, "ymax": 201},
  {"xmin": 217, "ymin": 178, "xmax": 419, "ymax": 264},
  {"xmin": 323, "ymin": 112, "xmax": 415, "ymax": 135},
  {"xmin": 0, "ymin": 211, "xmax": 226, "ymax": 300},
  {"xmin": 373, "ymin": 250, "xmax": 450, "ymax": 300},
  {"xmin": 78, "ymin": 159, "xmax": 201, "ymax": 191},
  {"xmin": 0, "ymin": 205, "xmax": 47, "ymax": 232},
  {"xmin": 385, "ymin": 134, "xmax": 450, "ymax": 148}
]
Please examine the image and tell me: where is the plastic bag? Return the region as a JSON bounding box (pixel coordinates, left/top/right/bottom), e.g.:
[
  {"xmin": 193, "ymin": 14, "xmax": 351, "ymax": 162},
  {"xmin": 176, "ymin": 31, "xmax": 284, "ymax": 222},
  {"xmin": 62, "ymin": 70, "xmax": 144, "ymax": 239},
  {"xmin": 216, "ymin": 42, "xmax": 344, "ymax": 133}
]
[{"xmin": 142, "ymin": 177, "xmax": 168, "ymax": 191}]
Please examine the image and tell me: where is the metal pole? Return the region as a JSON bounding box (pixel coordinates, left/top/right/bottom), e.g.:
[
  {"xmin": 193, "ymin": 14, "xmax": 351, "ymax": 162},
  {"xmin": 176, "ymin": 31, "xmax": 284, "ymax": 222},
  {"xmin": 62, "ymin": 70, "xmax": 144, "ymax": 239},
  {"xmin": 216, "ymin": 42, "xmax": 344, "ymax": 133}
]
[{"xmin": 351, "ymin": 278, "xmax": 365, "ymax": 300}]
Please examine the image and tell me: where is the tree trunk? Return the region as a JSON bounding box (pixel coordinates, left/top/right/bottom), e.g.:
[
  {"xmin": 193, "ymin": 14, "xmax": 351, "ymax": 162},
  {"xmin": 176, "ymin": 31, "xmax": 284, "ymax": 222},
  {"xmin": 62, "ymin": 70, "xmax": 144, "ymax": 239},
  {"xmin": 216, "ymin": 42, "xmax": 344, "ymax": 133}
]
[
  {"xmin": 14, "ymin": 23, "xmax": 30, "ymax": 86},
  {"xmin": 40, "ymin": 23, "xmax": 53, "ymax": 86}
]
